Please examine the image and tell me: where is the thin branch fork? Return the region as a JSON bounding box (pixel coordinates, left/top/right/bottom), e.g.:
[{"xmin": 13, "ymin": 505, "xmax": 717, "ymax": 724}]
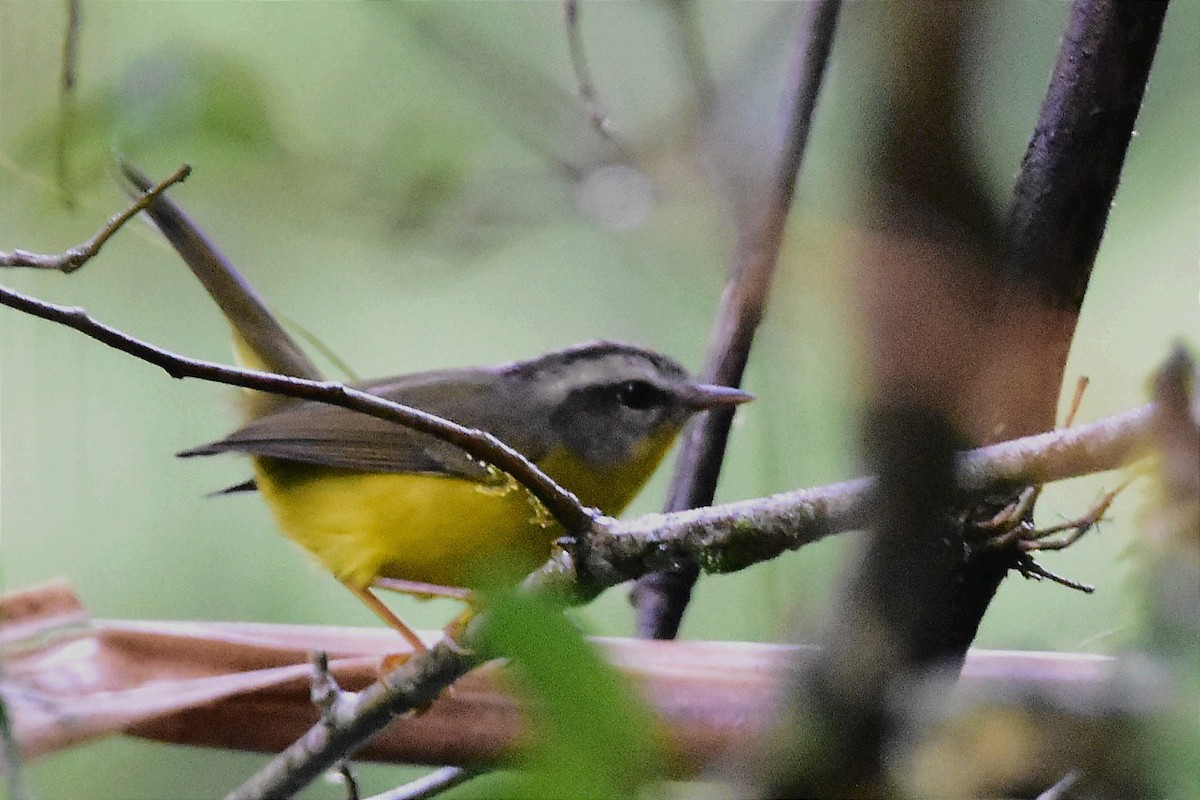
[
  {"xmin": 2, "ymin": 165, "xmax": 592, "ymax": 535},
  {"xmin": 0, "ymin": 164, "xmax": 191, "ymax": 272}
]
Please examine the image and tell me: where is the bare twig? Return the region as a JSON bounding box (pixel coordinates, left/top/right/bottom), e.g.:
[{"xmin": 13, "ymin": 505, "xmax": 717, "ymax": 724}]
[
  {"xmin": 563, "ymin": 0, "xmax": 613, "ymax": 140},
  {"xmin": 1020, "ymin": 480, "xmax": 1128, "ymax": 551},
  {"xmin": 335, "ymin": 764, "xmax": 360, "ymax": 800},
  {"xmin": 310, "ymin": 653, "xmax": 362, "ymax": 800},
  {"xmin": 55, "ymin": 0, "xmax": 82, "ymax": 206},
  {"xmin": 0, "ymin": 282, "xmax": 594, "ymax": 535},
  {"xmin": 633, "ymin": 0, "xmax": 841, "ymax": 639},
  {"xmin": 0, "ymin": 164, "xmax": 192, "ymax": 272},
  {"xmin": 363, "ymin": 767, "xmax": 485, "ymax": 800},
  {"xmin": 1015, "ymin": 555, "xmax": 1096, "ymax": 594}
]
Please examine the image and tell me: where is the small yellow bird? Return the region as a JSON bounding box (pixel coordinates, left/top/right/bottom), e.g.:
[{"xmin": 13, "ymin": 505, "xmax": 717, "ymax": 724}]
[
  {"xmin": 122, "ymin": 164, "xmax": 750, "ymax": 652},
  {"xmin": 182, "ymin": 343, "xmax": 749, "ymax": 648}
]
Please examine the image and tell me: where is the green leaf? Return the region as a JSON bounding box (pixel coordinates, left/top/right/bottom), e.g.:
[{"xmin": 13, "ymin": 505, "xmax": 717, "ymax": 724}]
[{"xmin": 473, "ymin": 588, "xmax": 666, "ymax": 800}]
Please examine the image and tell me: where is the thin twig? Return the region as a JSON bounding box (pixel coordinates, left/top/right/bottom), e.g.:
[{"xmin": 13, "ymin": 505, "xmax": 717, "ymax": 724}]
[
  {"xmin": 55, "ymin": 0, "xmax": 82, "ymax": 206},
  {"xmin": 1016, "ymin": 555, "xmax": 1096, "ymax": 594},
  {"xmin": 335, "ymin": 764, "xmax": 360, "ymax": 800},
  {"xmin": 632, "ymin": 0, "xmax": 842, "ymax": 639},
  {"xmin": 0, "ymin": 164, "xmax": 192, "ymax": 272},
  {"xmin": 363, "ymin": 767, "xmax": 485, "ymax": 800},
  {"xmin": 563, "ymin": 0, "xmax": 613, "ymax": 140},
  {"xmin": 0, "ymin": 282, "xmax": 594, "ymax": 535}
]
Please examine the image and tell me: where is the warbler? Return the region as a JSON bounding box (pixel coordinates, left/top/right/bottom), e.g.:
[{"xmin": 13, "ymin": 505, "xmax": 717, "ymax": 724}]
[{"xmin": 121, "ymin": 163, "xmax": 750, "ymax": 651}]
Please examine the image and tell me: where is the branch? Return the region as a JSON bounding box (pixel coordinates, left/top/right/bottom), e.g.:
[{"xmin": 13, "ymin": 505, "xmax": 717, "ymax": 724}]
[
  {"xmin": 215, "ymin": 393, "xmax": 1156, "ymax": 800},
  {"xmin": 0, "ymin": 164, "xmax": 192, "ymax": 271},
  {"xmin": 0, "ymin": 282, "xmax": 594, "ymax": 535},
  {"xmin": 979, "ymin": 0, "xmax": 1170, "ymax": 439},
  {"xmin": 55, "ymin": 0, "xmax": 82, "ymax": 206},
  {"xmin": 563, "ymin": 0, "xmax": 614, "ymax": 140},
  {"xmin": 1004, "ymin": 0, "xmax": 1169, "ymax": 311},
  {"xmin": 362, "ymin": 767, "xmax": 484, "ymax": 800},
  {"xmin": 223, "ymin": 641, "xmax": 481, "ymax": 800},
  {"xmin": 633, "ymin": 0, "xmax": 841, "ymax": 639},
  {"xmin": 533, "ymin": 400, "xmax": 1156, "ymax": 600}
]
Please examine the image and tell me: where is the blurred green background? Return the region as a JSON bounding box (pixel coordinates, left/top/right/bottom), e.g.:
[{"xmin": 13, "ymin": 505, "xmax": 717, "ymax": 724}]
[{"xmin": 1, "ymin": 2, "xmax": 1196, "ymax": 798}]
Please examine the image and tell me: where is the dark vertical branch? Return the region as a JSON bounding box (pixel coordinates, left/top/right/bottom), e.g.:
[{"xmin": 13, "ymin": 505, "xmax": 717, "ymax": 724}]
[
  {"xmin": 631, "ymin": 0, "xmax": 841, "ymax": 639},
  {"xmin": 978, "ymin": 0, "xmax": 1170, "ymax": 440},
  {"xmin": 755, "ymin": 0, "xmax": 1171, "ymax": 793},
  {"xmin": 762, "ymin": 5, "xmax": 1009, "ymax": 792},
  {"xmin": 1005, "ymin": 0, "xmax": 1170, "ymax": 312}
]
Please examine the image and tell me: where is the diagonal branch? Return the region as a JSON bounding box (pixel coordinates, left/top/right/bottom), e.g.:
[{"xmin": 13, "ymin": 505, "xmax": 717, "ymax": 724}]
[
  {"xmin": 0, "ymin": 282, "xmax": 594, "ymax": 535},
  {"xmin": 1004, "ymin": 0, "xmax": 1170, "ymax": 311},
  {"xmin": 223, "ymin": 640, "xmax": 480, "ymax": 800},
  {"xmin": 632, "ymin": 0, "xmax": 841, "ymax": 639}
]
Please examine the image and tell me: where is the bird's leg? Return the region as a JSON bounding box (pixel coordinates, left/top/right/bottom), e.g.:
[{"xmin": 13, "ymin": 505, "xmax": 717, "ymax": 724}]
[
  {"xmin": 372, "ymin": 578, "xmax": 476, "ymax": 654},
  {"xmin": 342, "ymin": 581, "xmax": 428, "ymax": 655}
]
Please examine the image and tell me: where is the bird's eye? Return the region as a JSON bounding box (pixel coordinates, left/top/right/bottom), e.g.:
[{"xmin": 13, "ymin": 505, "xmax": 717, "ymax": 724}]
[{"xmin": 614, "ymin": 380, "xmax": 660, "ymax": 410}]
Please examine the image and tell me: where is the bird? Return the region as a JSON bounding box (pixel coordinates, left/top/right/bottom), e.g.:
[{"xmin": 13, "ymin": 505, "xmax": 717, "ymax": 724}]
[{"xmin": 121, "ymin": 163, "xmax": 750, "ymax": 652}]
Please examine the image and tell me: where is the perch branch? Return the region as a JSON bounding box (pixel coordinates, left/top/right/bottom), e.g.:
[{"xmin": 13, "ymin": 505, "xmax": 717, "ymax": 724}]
[{"xmin": 532, "ymin": 400, "xmax": 1157, "ymax": 600}]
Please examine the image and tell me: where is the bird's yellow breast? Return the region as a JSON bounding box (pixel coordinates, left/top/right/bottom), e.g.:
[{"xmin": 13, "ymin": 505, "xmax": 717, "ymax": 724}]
[
  {"xmin": 252, "ymin": 424, "xmax": 680, "ymax": 590},
  {"xmin": 253, "ymin": 460, "xmax": 553, "ymax": 589}
]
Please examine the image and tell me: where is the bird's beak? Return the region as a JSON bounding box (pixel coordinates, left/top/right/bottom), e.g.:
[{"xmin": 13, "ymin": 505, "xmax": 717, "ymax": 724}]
[{"xmin": 682, "ymin": 383, "xmax": 755, "ymax": 410}]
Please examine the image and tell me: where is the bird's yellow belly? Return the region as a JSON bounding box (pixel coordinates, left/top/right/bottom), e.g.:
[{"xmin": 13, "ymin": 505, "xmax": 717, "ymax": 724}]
[{"xmin": 253, "ymin": 459, "xmax": 559, "ymax": 589}]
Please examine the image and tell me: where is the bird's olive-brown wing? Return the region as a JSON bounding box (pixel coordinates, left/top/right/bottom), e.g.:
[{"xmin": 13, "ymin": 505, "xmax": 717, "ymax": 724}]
[{"xmin": 178, "ymin": 368, "xmax": 553, "ymax": 481}]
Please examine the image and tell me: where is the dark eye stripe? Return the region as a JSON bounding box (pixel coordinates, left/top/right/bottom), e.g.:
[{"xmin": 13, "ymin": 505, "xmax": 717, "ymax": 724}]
[{"xmin": 615, "ymin": 380, "xmax": 664, "ymax": 410}]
